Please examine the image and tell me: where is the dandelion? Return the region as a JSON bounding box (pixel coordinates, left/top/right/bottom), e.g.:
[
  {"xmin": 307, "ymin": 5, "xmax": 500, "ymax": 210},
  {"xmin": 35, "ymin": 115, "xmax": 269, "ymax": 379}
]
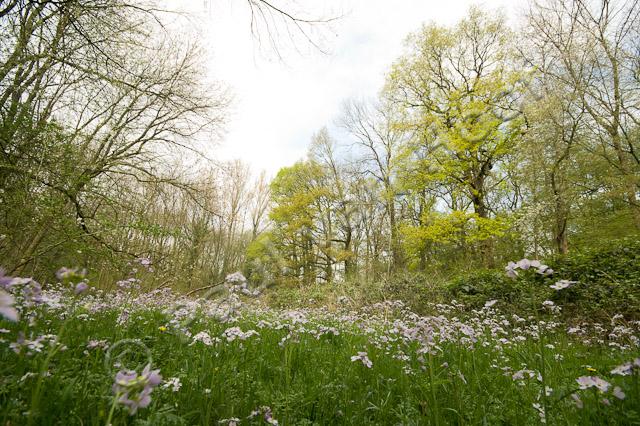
[{"xmin": 350, "ymin": 351, "xmax": 373, "ymax": 368}]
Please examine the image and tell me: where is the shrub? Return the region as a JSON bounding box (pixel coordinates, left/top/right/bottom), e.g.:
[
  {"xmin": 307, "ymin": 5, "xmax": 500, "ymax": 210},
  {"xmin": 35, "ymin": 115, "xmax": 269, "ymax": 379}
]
[{"xmin": 447, "ymin": 237, "xmax": 640, "ymax": 320}]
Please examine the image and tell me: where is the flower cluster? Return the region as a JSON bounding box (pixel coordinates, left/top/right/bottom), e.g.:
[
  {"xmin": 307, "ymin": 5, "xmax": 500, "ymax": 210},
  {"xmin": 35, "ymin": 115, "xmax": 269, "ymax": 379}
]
[
  {"xmin": 505, "ymin": 259, "xmax": 553, "ymax": 279},
  {"xmin": 350, "ymin": 351, "xmax": 373, "ymax": 368},
  {"xmin": 550, "ymin": 279, "xmax": 578, "ymax": 291},
  {"xmin": 112, "ymin": 364, "xmax": 162, "ymax": 415}
]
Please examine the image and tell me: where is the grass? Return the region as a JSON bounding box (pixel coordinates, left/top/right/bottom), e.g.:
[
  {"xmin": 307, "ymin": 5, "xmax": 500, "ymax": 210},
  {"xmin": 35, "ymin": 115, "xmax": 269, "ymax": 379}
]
[{"xmin": 0, "ymin": 279, "xmax": 639, "ymax": 425}]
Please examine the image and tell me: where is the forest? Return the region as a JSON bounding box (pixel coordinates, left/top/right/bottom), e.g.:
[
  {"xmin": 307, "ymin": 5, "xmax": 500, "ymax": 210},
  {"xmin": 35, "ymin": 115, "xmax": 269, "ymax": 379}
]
[{"xmin": 1, "ymin": 0, "xmax": 639, "ymax": 424}]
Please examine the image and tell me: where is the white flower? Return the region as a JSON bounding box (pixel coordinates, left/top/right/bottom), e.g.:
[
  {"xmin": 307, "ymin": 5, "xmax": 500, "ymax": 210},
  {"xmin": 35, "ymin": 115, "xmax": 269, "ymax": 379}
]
[
  {"xmin": 484, "ymin": 300, "xmax": 498, "ymax": 308},
  {"xmin": 163, "ymin": 377, "xmax": 182, "ymax": 392},
  {"xmin": 550, "ymin": 280, "xmax": 576, "ymax": 290}
]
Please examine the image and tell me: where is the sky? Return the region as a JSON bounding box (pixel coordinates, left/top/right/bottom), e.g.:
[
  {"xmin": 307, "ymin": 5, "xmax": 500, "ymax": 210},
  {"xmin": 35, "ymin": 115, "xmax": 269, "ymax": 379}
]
[{"xmin": 170, "ymin": 0, "xmax": 525, "ymax": 177}]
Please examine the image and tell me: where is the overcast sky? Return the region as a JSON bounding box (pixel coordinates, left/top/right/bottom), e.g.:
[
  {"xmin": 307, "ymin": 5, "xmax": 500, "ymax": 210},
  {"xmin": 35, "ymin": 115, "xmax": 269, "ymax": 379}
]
[{"xmin": 172, "ymin": 0, "xmax": 526, "ymax": 177}]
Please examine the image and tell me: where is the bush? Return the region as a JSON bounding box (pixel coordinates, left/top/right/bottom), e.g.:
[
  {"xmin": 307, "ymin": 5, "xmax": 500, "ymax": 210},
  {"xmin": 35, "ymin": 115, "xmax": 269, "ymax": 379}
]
[{"xmin": 447, "ymin": 237, "xmax": 640, "ymax": 320}]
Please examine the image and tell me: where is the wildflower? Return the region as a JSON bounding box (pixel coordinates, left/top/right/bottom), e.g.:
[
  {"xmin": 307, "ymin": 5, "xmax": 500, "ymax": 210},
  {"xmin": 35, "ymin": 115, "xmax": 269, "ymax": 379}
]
[
  {"xmin": 158, "ymin": 326, "xmax": 167, "ymax": 332},
  {"xmin": 613, "ymin": 386, "xmax": 625, "ymax": 400},
  {"xmin": 222, "ymin": 327, "xmax": 259, "ymax": 342},
  {"xmin": 536, "ymin": 264, "xmax": 553, "ymax": 276},
  {"xmin": 576, "ymin": 376, "xmax": 610, "ymax": 392},
  {"xmin": 532, "ymin": 403, "xmax": 546, "ymax": 424},
  {"xmin": 163, "ymin": 377, "xmax": 182, "ymax": 392},
  {"xmin": 571, "ymin": 393, "xmax": 583, "ymax": 409},
  {"xmin": 350, "ymin": 351, "xmax": 373, "ymax": 368},
  {"xmin": 225, "ymin": 272, "xmax": 246, "ymax": 284},
  {"xmin": 611, "ymin": 359, "xmax": 640, "ymax": 376},
  {"xmin": 505, "ymin": 262, "xmax": 518, "ymax": 279},
  {"xmin": 87, "ymin": 339, "xmax": 109, "ymax": 350},
  {"xmin": 0, "ymin": 289, "xmax": 19, "ymax": 322},
  {"xmin": 517, "ymin": 259, "xmax": 532, "ymax": 270},
  {"xmin": 112, "ymin": 364, "xmax": 162, "ymax": 415},
  {"xmin": 204, "ymin": 388, "xmax": 211, "ymax": 394},
  {"xmin": 74, "ymin": 282, "xmax": 88, "ymax": 295},
  {"xmin": 263, "ymin": 407, "xmax": 278, "ymax": 425},
  {"xmin": 484, "ymin": 299, "xmax": 498, "ymax": 308},
  {"xmin": 218, "ymin": 418, "xmax": 240, "ymax": 426},
  {"xmin": 191, "ymin": 331, "xmax": 215, "ymax": 346},
  {"xmin": 550, "ymin": 280, "xmax": 576, "ymax": 290},
  {"xmin": 586, "ymin": 367, "xmax": 597, "ymax": 373},
  {"xmin": 136, "ymin": 257, "xmax": 154, "ymax": 272}
]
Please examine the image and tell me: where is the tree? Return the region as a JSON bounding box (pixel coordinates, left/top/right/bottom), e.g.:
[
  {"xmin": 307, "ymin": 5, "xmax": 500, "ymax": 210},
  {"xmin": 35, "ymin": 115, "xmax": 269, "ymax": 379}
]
[
  {"xmin": 526, "ymin": 0, "xmax": 640, "ymax": 228},
  {"xmin": 385, "ymin": 7, "xmax": 525, "ymax": 266},
  {"xmin": 339, "ymin": 98, "xmax": 408, "ymax": 271}
]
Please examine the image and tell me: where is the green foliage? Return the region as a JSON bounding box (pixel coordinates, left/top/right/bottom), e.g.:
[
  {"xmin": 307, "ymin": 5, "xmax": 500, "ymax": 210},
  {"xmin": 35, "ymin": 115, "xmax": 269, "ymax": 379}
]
[
  {"xmin": 448, "ymin": 237, "xmax": 640, "ymax": 320},
  {"xmin": 1, "ymin": 299, "xmax": 639, "ymax": 424}
]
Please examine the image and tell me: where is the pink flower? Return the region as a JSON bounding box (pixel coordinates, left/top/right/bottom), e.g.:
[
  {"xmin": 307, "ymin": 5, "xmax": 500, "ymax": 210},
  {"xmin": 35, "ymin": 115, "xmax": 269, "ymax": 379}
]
[
  {"xmin": 350, "ymin": 351, "xmax": 373, "ymax": 368},
  {"xmin": 576, "ymin": 376, "xmax": 610, "ymax": 392},
  {"xmin": 0, "ymin": 289, "xmax": 18, "ymax": 322},
  {"xmin": 613, "ymin": 386, "xmax": 626, "ymax": 400},
  {"xmin": 112, "ymin": 364, "xmax": 162, "ymax": 415}
]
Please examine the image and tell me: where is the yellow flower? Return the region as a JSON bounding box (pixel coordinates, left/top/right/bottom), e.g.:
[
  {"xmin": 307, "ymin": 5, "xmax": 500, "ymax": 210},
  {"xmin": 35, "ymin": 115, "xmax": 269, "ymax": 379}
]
[
  {"xmin": 586, "ymin": 367, "xmax": 597, "ymax": 373},
  {"xmin": 158, "ymin": 326, "xmax": 167, "ymax": 332}
]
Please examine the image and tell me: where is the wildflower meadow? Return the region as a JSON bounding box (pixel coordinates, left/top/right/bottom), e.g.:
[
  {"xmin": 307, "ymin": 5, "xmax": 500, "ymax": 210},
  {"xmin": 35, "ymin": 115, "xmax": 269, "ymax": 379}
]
[{"xmin": 1, "ymin": 260, "xmax": 639, "ymax": 425}]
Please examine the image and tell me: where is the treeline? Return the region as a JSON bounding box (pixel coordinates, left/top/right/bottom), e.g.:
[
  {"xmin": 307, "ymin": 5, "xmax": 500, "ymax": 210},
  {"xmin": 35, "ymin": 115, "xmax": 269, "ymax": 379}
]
[
  {"xmin": 0, "ymin": 0, "xmax": 283, "ymax": 288},
  {"xmin": 249, "ymin": 2, "xmax": 640, "ymax": 287}
]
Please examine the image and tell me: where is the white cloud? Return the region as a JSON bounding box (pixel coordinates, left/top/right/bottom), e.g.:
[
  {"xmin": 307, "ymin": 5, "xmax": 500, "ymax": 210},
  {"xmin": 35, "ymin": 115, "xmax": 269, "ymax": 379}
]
[{"xmin": 170, "ymin": 0, "xmax": 525, "ymax": 176}]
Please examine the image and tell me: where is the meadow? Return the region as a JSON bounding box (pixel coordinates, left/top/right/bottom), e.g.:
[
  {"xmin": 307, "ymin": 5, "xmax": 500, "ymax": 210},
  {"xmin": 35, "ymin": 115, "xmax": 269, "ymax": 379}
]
[{"xmin": 1, "ymin": 264, "xmax": 639, "ymax": 425}]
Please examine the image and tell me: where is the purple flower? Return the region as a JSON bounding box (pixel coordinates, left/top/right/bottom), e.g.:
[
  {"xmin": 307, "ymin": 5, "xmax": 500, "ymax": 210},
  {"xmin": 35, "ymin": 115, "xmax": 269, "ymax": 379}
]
[
  {"xmin": 136, "ymin": 257, "xmax": 154, "ymax": 272},
  {"xmin": 112, "ymin": 364, "xmax": 162, "ymax": 415},
  {"xmin": 74, "ymin": 282, "xmax": 88, "ymax": 295},
  {"xmin": 576, "ymin": 376, "xmax": 610, "ymax": 392},
  {"xmin": 611, "ymin": 359, "xmax": 640, "ymax": 376},
  {"xmin": 350, "ymin": 351, "xmax": 373, "ymax": 368},
  {"xmin": 516, "ymin": 259, "xmax": 532, "ymax": 270},
  {"xmin": 0, "ymin": 289, "xmax": 19, "ymax": 322},
  {"xmin": 613, "ymin": 386, "xmax": 626, "ymax": 400},
  {"xmin": 505, "ymin": 262, "xmax": 518, "ymax": 279}
]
